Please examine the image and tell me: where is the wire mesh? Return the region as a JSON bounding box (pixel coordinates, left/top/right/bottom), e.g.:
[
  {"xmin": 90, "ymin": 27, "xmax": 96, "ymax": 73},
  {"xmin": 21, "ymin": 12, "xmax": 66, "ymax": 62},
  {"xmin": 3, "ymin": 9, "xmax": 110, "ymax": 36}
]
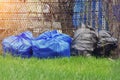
[{"xmin": 0, "ymin": 0, "xmax": 120, "ymax": 51}]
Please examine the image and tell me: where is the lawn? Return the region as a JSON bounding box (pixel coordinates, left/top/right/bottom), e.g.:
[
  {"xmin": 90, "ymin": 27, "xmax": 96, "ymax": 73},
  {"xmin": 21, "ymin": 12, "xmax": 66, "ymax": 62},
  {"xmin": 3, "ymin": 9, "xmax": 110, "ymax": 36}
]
[{"xmin": 0, "ymin": 55, "xmax": 120, "ymax": 80}]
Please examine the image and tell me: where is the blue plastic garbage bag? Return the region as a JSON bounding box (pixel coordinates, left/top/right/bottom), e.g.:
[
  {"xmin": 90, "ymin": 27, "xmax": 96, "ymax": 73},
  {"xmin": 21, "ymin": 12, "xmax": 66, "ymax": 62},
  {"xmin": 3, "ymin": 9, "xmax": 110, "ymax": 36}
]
[
  {"xmin": 2, "ymin": 36, "xmax": 17, "ymax": 53},
  {"xmin": 32, "ymin": 30, "xmax": 72, "ymax": 58},
  {"xmin": 2, "ymin": 31, "xmax": 33, "ymax": 58}
]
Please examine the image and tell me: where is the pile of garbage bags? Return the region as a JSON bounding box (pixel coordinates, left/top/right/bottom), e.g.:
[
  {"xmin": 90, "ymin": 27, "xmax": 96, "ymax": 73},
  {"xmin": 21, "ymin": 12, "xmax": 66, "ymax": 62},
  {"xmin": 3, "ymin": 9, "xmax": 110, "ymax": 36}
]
[
  {"xmin": 72, "ymin": 24, "xmax": 118, "ymax": 56},
  {"xmin": 2, "ymin": 30, "xmax": 72, "ymax": 58},
  {"xmin": 2, "ymin": 25, "xmax": 118, "ymax": 58}
]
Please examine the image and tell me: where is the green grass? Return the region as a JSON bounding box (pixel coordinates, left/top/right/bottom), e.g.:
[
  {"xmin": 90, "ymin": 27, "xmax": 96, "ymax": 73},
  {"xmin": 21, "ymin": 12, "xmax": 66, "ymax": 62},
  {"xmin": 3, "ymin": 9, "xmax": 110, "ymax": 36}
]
[{"xmin": 0, "ymin": 55, "xmax": 120, "ymax": 80}]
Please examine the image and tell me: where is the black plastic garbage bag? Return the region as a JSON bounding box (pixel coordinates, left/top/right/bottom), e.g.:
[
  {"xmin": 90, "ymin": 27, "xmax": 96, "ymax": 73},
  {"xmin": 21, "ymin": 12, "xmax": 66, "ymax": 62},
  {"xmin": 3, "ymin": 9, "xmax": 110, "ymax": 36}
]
[
  {"xmin": 72, "ymin": 24, "xmax": 98, "ymax": 56},
  {"xmin": 93, "ymin": 30, "xmax": 118, "ymax": 57}
]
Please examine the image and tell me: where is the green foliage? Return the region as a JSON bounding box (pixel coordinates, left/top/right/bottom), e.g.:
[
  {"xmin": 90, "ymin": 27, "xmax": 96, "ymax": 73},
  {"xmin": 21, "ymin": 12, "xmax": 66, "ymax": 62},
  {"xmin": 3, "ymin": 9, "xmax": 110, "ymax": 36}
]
[{"xmin": 0, "ymin": 55, "xmax": 119, "ymax": 80}]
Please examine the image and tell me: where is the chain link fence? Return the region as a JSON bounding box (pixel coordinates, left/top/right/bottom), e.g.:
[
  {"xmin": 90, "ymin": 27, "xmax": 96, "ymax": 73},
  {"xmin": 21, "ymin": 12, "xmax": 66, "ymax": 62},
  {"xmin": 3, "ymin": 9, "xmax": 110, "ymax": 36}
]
[{"xmin": 0, "ymin": 0, "xmax": 120, "ymax": 56}]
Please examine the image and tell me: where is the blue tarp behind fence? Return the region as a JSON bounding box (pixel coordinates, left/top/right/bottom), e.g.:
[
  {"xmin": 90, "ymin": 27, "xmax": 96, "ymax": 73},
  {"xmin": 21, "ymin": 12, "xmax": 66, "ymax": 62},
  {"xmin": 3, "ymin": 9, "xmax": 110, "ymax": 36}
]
[{"xmin": 73, "ymin": 0, "xmax": 108, "ymax": 31}]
